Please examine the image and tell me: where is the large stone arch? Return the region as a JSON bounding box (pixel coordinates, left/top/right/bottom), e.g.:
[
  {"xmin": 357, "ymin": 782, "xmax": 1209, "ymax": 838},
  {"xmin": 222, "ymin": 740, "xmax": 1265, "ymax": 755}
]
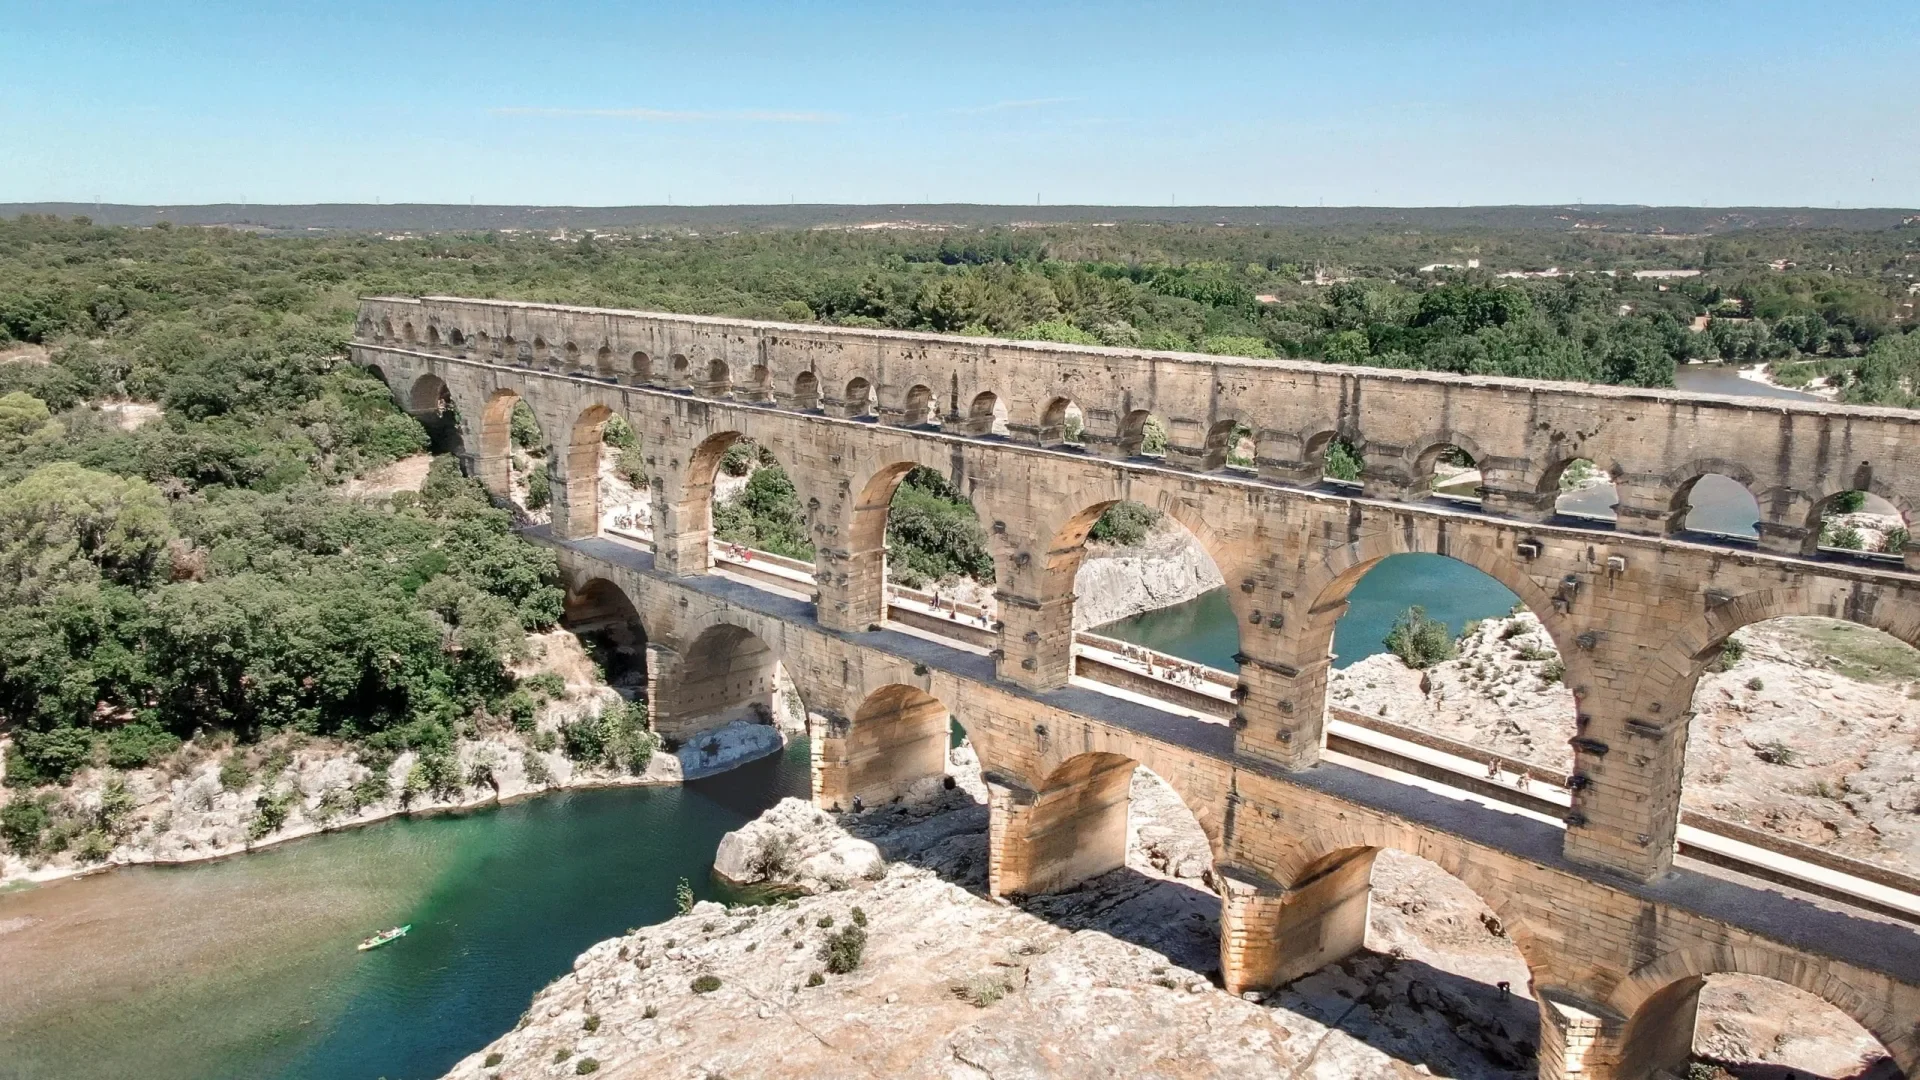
[
  {"xmin": 651, "ymin": 619, "xmax": 791, "ymax": 745},
  {"xmin": 1291, "ymin": 518, "xmax": 1576, "ymax": 664},
  {"xmin": 813, "ymin": 682, "xmax": 952, "ymax": 811},
  {"xmin": 1629, "ymin": 581, "xmax": 1920, "ymax": 721},
  {"xmin": 1606, "ymin": 945, "xmax": 1917, "ymax": 1078},
  {"xmin": 987, "ymin": 748, "xmax": 1220, "ymax": 900},
  {"xmin": 672, "ymin": 427, "xmax": 825, "ymax": 577}
]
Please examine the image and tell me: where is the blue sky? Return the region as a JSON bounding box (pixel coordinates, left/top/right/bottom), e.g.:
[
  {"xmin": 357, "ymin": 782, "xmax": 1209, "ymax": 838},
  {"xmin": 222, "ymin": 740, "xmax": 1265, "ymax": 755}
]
[{"xmin": 2, "ymin": 0, "xmax": 1916, "ymax": 207}]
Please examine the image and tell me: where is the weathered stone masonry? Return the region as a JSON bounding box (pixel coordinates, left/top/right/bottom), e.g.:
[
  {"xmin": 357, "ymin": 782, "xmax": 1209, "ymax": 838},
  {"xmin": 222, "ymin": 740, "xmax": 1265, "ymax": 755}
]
[{"xmin": 355, "ymin": 296, "xmax": 1920, "ymax": 1078}]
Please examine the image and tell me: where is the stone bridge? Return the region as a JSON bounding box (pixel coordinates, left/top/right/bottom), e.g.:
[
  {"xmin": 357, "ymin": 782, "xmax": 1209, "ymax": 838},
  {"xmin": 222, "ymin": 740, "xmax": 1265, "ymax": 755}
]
[{"xmin": 354, "ymin": 296, "xmax": 1920, "ymax": 1079}]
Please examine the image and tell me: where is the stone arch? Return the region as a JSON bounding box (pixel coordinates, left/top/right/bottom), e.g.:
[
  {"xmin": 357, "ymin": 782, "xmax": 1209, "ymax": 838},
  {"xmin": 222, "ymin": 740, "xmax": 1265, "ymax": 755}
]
[
  {"xmin": 684, "ymin": 429, "xmax": 817, "ymax": 575},
  {"xmin": 476, "ymin": 331, "xmax": 493, "ymax": 357},
  {"xmin": 669, "ymin": 353, "xmax": 691, "ymax": 387},
  {"xmin": 533, "ymin": 335, "xmax": 550, "ymax": 363},
  {"xmin": 378, "ymin": 316, "xmax": 393, "ymax": 341},
  {"xmin": 899, "ymin": 383, "xmax": 936, "ymax": 427},
  {"xmin": 1304, "ymin": 427, "xmax": 1365, "ymax": 485},
  {"xmin": 557, "ymin": 402, "xmax": 618, "ymax": 540},
  {"xmin": 402, "ymin": 320, "xmax": 417, "ymax": 344},
  {"xmin": 561, "ymin": 340, "xmax": 580, "ymax": 368},
  {"xmin": 1038, "ymin": 396, "xmax": 1084, "ymax": 447},
  {"xmin": 426, "ymin": 324, "xmax": 441, "ymax": 348},
  {"xmin": 1667, "ymin": 459, "xmax": 1761, "ymax": 539},
  {"xmin": 742, "ymin": 364, "xmax": 773, "ymax": 403},
  {"xmin": 1118, "ymin": 408, "xmax": 1166, "ymax": 458},
  {"xmin": 560, "ymin": 576, "xmax": 651, "ymax": 695},
  {"xmin": 1629, "ymin": 582, "xmax": 1920, "ymax": 719},
  {"xmin": 1040, "ymin": 491, "xmax": 1239, "ymax": 608},
  {"xmin": 1411, "ymin": 435, "xmax": 1485, "ymax": 505},
  {"xmin": 1294, "ymin": 525, "xmax": 1576, "ymax": 667},
  {"xmin": 594, "ymin": 344, "xmax": 615, "ymax": 380},
  {"xmin": 1607, "ymin": 946, "xmax": 1914, "ymax": 1078},
  {"xmin": 1203, "ymin": 418, "xmax": 1255, "ymax": 471},
  {"xmin": 513, "ymin": 336, "xmax": 532, "ymax": 364},
  {"xmin": 791, "ymin": 370, "xmax": 821, "ymax": 412},
  {"xmin": 704, "ymin": 358, "xmax": 732, "ymax": 398},
  {"xmin": 448, "ymin": 327, "xmax": 465, "ymax": 350},
  {"xmin": 405, "ymin": 372, "xmax": 460, "ymax": 454},
  {"xmin": 1807, "ymin": 484, "xmax": 1911, "ymax": 557},
  {"xmin": 845, "ymin": 376, "xmax": 877, "ymax": 419},
  {"xmin": 966, "ymin": 390, "xmax": 1009, "ymax": 437},
  {"xmin": 1541, "ymin": 455, "xmax": 1620, "ymax": 520},
  {"xmin": 652, "ymin": 621, "xmax": 790, "ymax": 746},
  {"xmin": 816, "ymin": 683, "xmax": 953, "ymax": 810},
  {"xmin": 629, "ymin": 351, "xmax": 651, "ymax": 383},
  {"xmin": 1001, "ymin": 750, "xmax": 1219, "ymax": 898}
]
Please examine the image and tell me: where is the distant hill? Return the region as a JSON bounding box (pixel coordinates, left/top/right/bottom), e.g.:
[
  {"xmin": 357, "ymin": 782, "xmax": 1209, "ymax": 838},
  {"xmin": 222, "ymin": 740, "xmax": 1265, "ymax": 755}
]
[{"xmin": 4, "ymin": 202, "xmax": 1916, "ymax": 235}]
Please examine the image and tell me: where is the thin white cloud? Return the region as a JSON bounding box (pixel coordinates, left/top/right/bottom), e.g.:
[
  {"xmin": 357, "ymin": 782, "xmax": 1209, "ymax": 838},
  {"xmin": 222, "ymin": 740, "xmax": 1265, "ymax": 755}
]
[
  {"xmin": 946, "ymin": 97, "xmax": 1079, "ymax": 116},
  {"xmin": 490, "ymin": 107, "xmax": 842, "ymax": 123}
]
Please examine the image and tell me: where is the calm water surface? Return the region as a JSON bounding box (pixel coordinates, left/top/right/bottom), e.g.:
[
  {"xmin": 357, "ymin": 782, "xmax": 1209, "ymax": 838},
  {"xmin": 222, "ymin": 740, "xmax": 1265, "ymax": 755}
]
[{"xmin": 0, "ymin": 739, "xmax": 809, "ymax": 1080}]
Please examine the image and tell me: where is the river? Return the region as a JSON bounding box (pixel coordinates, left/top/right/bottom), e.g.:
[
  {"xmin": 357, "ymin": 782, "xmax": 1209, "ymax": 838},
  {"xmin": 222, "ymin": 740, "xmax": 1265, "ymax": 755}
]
[{"xmin": 0, "ymin": 740, "xmax": 810, "ymax": 1080}]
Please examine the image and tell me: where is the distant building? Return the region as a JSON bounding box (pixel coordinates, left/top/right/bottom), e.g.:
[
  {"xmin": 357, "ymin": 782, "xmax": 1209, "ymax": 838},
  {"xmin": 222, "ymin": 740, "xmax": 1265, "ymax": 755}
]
[
  {"xmin": 1631, "ymin": 269, "xmax": 1703, "ymax": 280},
  {"xmin": 1417, "ymin": 258, "xmax": 1480, "ymax": 272}
]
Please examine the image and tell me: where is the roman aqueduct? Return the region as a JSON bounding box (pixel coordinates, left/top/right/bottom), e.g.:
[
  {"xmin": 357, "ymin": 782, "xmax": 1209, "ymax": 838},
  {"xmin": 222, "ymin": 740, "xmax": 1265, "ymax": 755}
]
[{"xmin": 355, "ymin": 295, "xmax": 1920, "ymax": 1078}]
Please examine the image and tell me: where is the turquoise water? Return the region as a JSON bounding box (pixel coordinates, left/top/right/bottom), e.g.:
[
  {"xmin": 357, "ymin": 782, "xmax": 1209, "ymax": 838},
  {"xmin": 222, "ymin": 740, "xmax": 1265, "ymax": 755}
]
[
  {"xmin": 0, "ymin": 740, "xmax": 810, "ymax": 1080},
  {"xmin": 1094, "ymin": 554, "xmax": 1521, "ymax": 672}
]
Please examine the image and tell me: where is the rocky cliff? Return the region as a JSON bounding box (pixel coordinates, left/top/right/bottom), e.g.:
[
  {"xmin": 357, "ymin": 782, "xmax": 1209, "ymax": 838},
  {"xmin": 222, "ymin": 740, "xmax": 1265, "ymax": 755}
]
[{"xmin": 1072, "ymin": 521, "xmax": 1224, "ymax": 629}]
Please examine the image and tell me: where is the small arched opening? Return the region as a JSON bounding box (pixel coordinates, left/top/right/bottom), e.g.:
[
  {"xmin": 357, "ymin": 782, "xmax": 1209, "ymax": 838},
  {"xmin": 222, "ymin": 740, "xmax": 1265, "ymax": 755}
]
[
  {"xmin": 898, "ymin": 384, "xmax": 937, "ymax": 428},
  {"xmin": 1619, "ymin": 971, "xmax": 1901, "ymax": 1080},
  {"xmin": 1118, "ymin": 409, "xmax": 1168, "ymax": 459},
  {"xmin": 1308, "ymin": 431, "xmax": 1365, "ymax": 487},
  {"xmin": 1204, "ymin": 420, "xmax": 1255, "ymax": 473},
  {"xmin": 1811, "ymin": 489, "xmax": 1909, "ymax": 560},
  {"xmin": 1549, "ymin": 457, "xmax": 1619, "ymax": 522},
  {"xmin": 966, "ymin": 391, "xmax": 1010, "ymax": 437},
  {"xmin": 653, "ymin": 623, "xmax": 805, "ymax": 756},
  {"xmin": 703, "ymin": 358, "xmax": 732, "ymax": 398},
  {"xmin": 402, "ymin": 321, "xmax": 417, "ymax": 344},
  {"xmin": 563, "ymin": 341, "xmax": 581, "ymax": 370},
  {"xmin": 1264, "ymin": 846, "xmax": 1541, "ymax": 1075},
  {"xmin": 377, "ymin": 316, "xmax": 393, "ymax": 341},
  {"xmin": 669, "ymin": 353, "xmax": 691, "ymax": 387},
  {"xmin": 1676, "ymin": 474, "xmax": 1761, "ymax": 541},
  {"xmin": 1038, "ymin": 396, "xmax": 1085, "ymax": 447},
  {"xmin": 476, "ymin": 331, "xmax": 493, "ymax": 357},
  {"xmin": 741, "ymin": 364, "xmax": 774, "ymax": 404},
  {"xmin": 513, "ymin": 337, "xmax": 532, "ymax": 366},
  {"xmin": 791, "ymin": 370, "xmax": 821, "ymax": 412},
  {"xmin": 844, "ymin": 377, "xmax": 877, "ymax": 420},
  {"xmin": 447, "ymin": 327, "xmax": 465, "ymax": 352},
  {"xmin": 629, "ymin": 351, "xmax": 651, "ymax": 383},
  {"xmin": 594, "ymin": 344, "xmax": 616, "ymax": 380},
  {"xmin": 1417, "ymin": 443, "xmax": 1482, "ymax": 507},
  {"xmin": 532, "ymin": 336, "xmax": 551, "ymax": 365},
  {"xmin": 425, "ymin": 324, "xmax": 441, "ymax": 349}
]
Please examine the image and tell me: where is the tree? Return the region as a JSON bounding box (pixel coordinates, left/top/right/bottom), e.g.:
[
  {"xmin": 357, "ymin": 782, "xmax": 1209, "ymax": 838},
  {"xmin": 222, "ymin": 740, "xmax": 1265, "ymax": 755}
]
[
  {"xmin": 0, "ymin": 463, "xmax": 174, "ymax": 606},
  {"xmin": 1384, "ymin": 606, "xmax": 1457, "ymax": 668}
]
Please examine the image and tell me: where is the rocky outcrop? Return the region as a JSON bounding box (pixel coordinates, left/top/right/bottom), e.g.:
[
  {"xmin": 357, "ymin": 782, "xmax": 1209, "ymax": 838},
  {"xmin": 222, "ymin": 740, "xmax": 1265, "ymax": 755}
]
[{"xmin": 1073, "ymin": 521, "xmax": 1224, "ymax": 629}]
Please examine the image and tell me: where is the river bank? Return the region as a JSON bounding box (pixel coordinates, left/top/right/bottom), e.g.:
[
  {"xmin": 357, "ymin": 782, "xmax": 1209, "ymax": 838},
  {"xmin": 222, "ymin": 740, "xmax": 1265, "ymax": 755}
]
[{"xmin": 0, "ymin": 629, "xmax": 800, "ymax": 890}]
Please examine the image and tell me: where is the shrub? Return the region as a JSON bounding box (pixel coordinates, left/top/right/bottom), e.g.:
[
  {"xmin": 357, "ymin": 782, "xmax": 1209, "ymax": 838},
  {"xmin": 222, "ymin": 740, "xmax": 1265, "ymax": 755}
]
[
  {"xmin": 819, "ymin": 924, "xmax": 867, "ymax": 974},
  {"xmin": 675, "ymin": 877, "xmax": 694, "ymax": 914},
  {"xmin": 98, "ymin": 775, "xmax": 137, "ymax": 834},
  {"xmin": 525, "ymin": 467, "xmax": 550, "ymax": 509},
  {"xmin": 1756, "ymin": 740, "xmax": 1796, "ymax": 766},
  {"xmin": 1745, "ymin": 677, "xmax": 1764, "ymax": 691},
  {"xmin": 720, "ymin": 442, "xmax": 756, "ymax": 476},
  {"xmin": 103, "ymin": 720, "xmax": 182, "ymax": 769},
  {"xmin": 615, "ymin": 446, "xmax": 647, "ymax": 487},
  {"xmin": 247, "ymin": 789, "xmax": 293, "ymax": 840},
  {"xmin": 575, "ymin": 1060, "xmax": 599, "ymax": 1075},
  {"xmin": 1, "ymin": 795, "xmax": 53, "ymax": 855},
  {"xmin": 1087, "ymin": 501, "xmax": 1160, "ymax": 546},
  {"xmin": 484, "ymin": 1052, "xmax": 503, "ymax": 1067},
  {"xmin": 532, "ymin": 729, "xmax": 558, "ymax": 753},
  {"xmin": 1383, "ymin": 606, "xmax": 1457, "ymax": 669},
  {"xmin": 582, "ymin": 1014, "xmax": 600, "ymax": 1032},
  {"xmin": 1324, "ymin": 438, "xmax": 1363, "ymax": 482},
  {"xmin": 642, "ymin": 1004, "xmax": 658, "ymax": 1019},
  {"xmin": 749, "ymin": 831, "xmax": 794, "ymax": 878},
  {"xmin": 690, "ymin": 974, "xmax": 721, "ymax": 993},
  {"xmin": 509, "ymin": 401, "xmax": 542, "ymax": 450},
  {"xmin": 73, "ymin": 828, "xmax": 114, "ymax": 863},
  {"xmin": 850, "ymin": 906, "xmax": 867, "ymax": 927},
  {"xmin": 601, "ymin": 415, "xmax": 637, "ymax": 450},
  {"xmin": 524, "ymin": 672, "xmax": 566, "ymax": 698},
  {"xmin": 806, "ymin": 971, "xmax": 824, "ymax": 987},
  {"xmin": 953, "ymin": 973, "xmax": 1011, "ymax": 1007},
  {"xmin": 1540, "ymin": 658, "xmax": 1566, "ymax": 685},
  {"xmin": 219, "ymin": 754, "xmax": 252, "ymax": 793},
  {"xmin": 521, "ymin": 750, "xmax": 552, "ymax": 786},
  {"xmin": 817, "ymin": 914, "xmax": 834, "ymax": 928},
  {"xmin": 1710, "ymin": 636, "xmax": 1745, "ymax": 672},
  {"xmin": 10, "ymin": 727, "xmax": 98, "ymax": 786}
]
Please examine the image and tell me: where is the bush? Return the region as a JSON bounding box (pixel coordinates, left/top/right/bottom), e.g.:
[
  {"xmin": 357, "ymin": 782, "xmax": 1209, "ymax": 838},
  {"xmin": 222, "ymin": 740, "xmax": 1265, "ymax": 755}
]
[
  {"xmin": 1087, "ymin": 501, "xmax": 1160, "ymax": 546},
  {"xmin": 806, "ymin": 971, "xmax": 824, "ymax": 987},
  {"xmin": 819, "ymin": 924, "xmax": 867, "ymax": 974},
  {"xmin": 850, "ymin": 906, "xmax": 867, "ymax": 927},
  {"xmin": 601, "ymin": 415, "xmax": 637, "ymax": 450},
  {"xmin": 1756, "ymin": 740, "xmax": 1797, "ymax": 766},
  {"xmin": 525, "ymin": 467, "xmax": 550, "ymax": 509},
  {"xmin": 73, "ymin": 827, "xmax": 114, "ymax": 863},
  {"xmin": 575, "ymin": 1060, "xmax": 599, "ymax": 1075},
  {"xmin": 675, "ymin": 876, "xmax": 694, "ymax": 914},
  {"xmin": 104, "ymin": 720, "xmax": 182, "ymax": 769},
  {"xmin": 953, "ymin": 972, "xmax": 1011, "ymax": 1007},
  {"xmin": 1883, "ymin": 526, "xmax": 1910, "ymax": 554},
  {"xmin": 1710, "ymin": 636, "xmax": 1745, "ymax": 672},
  {"xmin": 1746, "ymin": 677, "xmax": 1765, "ymax": 691},
  {"xmin": 8, "ymin": 727, "xmax": 97, "ymax": 786},
  {"xmin": 521, "ymin": 749, "xmax": 552, "ymax": 786},
  {"xmin": 1539, "ymin": 657, "xmax": 1566, "ymax": 685},
  {"xmin": 720, "ymin": 442, "xmax": 757, "ymax": 476},
  {"xmin": 0, "ymin": 794, "xmax": 52, "ymax": 855},
  {"xmin": 1383, "ymin": 606, "xmax": 1457, "ymax": 669},
  {"xmin": 582, "ymin": 1014, "xmax": 600, "ymax": 1032},
  {"xmin": 248, "ymin": 789, "xmax": 293, "ymax": 840},
  {"xmin": 484, "ymin": 1052, "xmax": 503, "ymax": 1067},
  {"xmin": 690, "ymin": 974, "xmax": 721, "ymax": 993},
  {"xmin": 219, "ymin": 754, "xmax": 252, "ymax": 793},
  {"xmin": 524, "ymin": 672, "xmax": 566, "ymax": 698},
  {"xmin": 1324, "ymin": 438, "xmax": 1364, "ymax": 482}
]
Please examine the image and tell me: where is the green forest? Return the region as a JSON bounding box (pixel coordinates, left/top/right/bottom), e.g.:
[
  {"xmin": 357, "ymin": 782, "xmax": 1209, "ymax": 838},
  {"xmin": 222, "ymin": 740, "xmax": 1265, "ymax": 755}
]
[{"xmin": 1, "ymin": 212, "xmax": 1917, "ymax": 798}]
